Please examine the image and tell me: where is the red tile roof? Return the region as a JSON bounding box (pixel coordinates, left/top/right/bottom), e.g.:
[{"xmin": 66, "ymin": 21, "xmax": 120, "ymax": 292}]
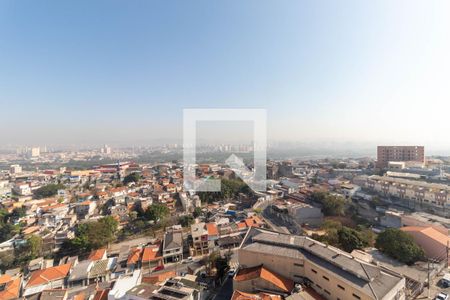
[
  {"xmin": 0, "ymin": 275, "xmax": 21, "ymax": 300},
  {"xmin": 26, "ymin": 263, "xmax": 72, "ymax": 287},
  {"xmin": 88, "ymin": 248, "xmax": 107, "ymax": 261},
  {"xmin": 127, "ymin": 248, "xmax": 142, "ymax": 265},
  {"xmin": 142, "ymin": 245, "xmax": 162, "ymax": 263},
  {"xmin": 206, "ymin": 223, "xmax": 219, "ymax": 236},
  {"xmin": 234, "ymin": 265, "xmax": 294, "ymax": 293},
  {"xmin": 231, "ymin": 290, "xmax": 282, "ymax": 300}
]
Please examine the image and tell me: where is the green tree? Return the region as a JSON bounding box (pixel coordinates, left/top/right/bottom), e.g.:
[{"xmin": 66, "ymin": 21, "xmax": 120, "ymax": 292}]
[
  {"xmin": 375, "ymin": 228, "xmax": 424, "ymax": 265},
  {"xmin": 337, "ymin": 227, "xmax": 368, "ymax": 252},
  {"xmin": 123, "ymin": 173, "xmax": 141, "ymax": 185},
  {"xmin": 193, "ymin": 207, "xmax": 203, "ymax": 218},
  {"xmin": 144, "ymin": 204, "xmax": 170, "ymax": 222},
  {"xmin": 62, "ymin": 216, "xmax": 119, "ymax": 254},
  {"xmin": 34, "ymin": 183, "xmax": 65, "ymax": 199},
  {"xmin": 179, "ymin": 215, "xmax": 194, "ymax": 227},
  {"xmin": 322, "ymin": 195, "xmax": 346, "ymax": 216}
]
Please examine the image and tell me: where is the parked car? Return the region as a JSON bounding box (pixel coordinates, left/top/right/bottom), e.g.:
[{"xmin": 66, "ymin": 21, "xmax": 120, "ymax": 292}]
[
  {"xmin": 435, "ymin": 292, "xmax": 449, "ymax": 300},
  {"xmin": 228, "ymin": 268, "xmax": 236, "ymax": 278}
]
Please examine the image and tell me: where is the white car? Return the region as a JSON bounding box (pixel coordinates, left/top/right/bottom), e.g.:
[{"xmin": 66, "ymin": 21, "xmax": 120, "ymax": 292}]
[{"xmin": 435, "ymin": 292, "xmax": 449, "ymax": 300}]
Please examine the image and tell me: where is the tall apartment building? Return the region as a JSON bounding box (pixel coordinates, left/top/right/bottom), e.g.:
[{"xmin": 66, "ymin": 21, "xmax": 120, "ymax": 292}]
[
  {"xmin": 236, "ymin": 227, "xmax": 405, "ymax": 300},
  {"xmin": 376, "ymin": 146, "xmax": 424, "ymax": 168}
]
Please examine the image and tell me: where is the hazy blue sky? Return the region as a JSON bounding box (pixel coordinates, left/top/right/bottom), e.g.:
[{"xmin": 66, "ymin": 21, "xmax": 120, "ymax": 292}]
[{"xmin": 1, "ymin": 1, "xmax": 449, "ymax": 151}]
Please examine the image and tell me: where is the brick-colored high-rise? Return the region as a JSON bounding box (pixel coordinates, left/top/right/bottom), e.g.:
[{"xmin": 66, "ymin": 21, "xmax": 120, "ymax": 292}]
[{"xmin": 376, "ymin": 145, "xmax": 425, "ymax": 168}]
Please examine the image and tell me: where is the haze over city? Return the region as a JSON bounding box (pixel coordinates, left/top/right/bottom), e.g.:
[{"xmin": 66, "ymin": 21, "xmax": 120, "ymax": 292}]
[{"xmin": 1, "ymin": 1, "xmax": 450, "ymax": 153}]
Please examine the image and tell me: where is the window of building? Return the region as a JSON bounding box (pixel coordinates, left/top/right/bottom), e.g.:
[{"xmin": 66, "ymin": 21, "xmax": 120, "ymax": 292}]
[
  {"xmin": 316, "ymin": 284, "xmax": 322, "ymax": 289},
  {"xmin": 311, "ymin": 269, "xmax": 317, "ymax": 274},
  {"xmin": 322, "ymin": 276, "xmax": 329, "ymax": 281},
  {"xmin": 352, "ymin": 293, "xmax": 361, "ymax": 299},
  {"xmin": 337, "ymin": 284, "xmax": 345, "ymax": 291},
  {"xmin": 324, "ymin": 290, "xmax": 330, "ymax": 295},
  {"xmin": 294, "ymin": 263, "xmax": 303, "ymax": 267}
]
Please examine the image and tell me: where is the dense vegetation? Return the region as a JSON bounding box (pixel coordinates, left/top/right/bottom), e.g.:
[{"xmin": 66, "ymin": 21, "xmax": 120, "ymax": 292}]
[
  {"xmin": 311, "ymin": 220, "xmax": 374, "ymax": 253},
  {"xmin": 61, "ymin": 216, "xmax": 119, "ymax": 255},
  {"xmin": 309, "ymin": 192, "xmax": 347, "ymax": 216},
  {"xmin": 0, "ymin": 209, "xmax": 23, "ymax": 243},
  {"xmin": 123, "ymin": 172, "xmax": 141, "ymax": 185},
  {"xmin": 198, "ymin": 179, "xmax": 251, "ymax": 203},
  {"xmin": 143, "ymin": 204, "xmax": 170, "ymax": 222},
  {"xmin": 34, "ymin": 183, "xmax": 65, "ymax": 199},
  {"xmin": 375, "ymin": 228, "xmax": 424, "ymax": 265}
]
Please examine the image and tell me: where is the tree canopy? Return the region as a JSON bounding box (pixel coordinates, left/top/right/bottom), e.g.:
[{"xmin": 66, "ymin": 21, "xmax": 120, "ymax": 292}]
[
  {"xmin": 179, "ymin": 215, "xmax": 194, "ymax": 227},
  {"xmin": 198, "ymin": 179, "xmax": 250, "ymax": 203},
  {"xmin": 63, "ymin": 216, "xmax": 119, "ymax": 254},
  {"xmin": 123, "ymin": 172, "xmax": 141, "ymax": 185},
  {"xmin": 34, "ymin": 183, "xmax": 65, "ymax": 199},
  {"xmin": 375, "ymin": 228, "xmax": 424, "ymax": 265},
  {"xmin": 144, "ymin": 204, "xmax": 170, "ymax": 222},
  {"xmin": 310, "ymin": 192, "xmax": 346, "ymax": 216}
]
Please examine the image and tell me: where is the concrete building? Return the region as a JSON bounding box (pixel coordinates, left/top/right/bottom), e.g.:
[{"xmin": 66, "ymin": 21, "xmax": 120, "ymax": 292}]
[
  {"xmin": 376, "ymin": 146, "xmax": 424, "ymax": 169},
  {"xmin": 9, "ymin": 164, "xmax": 22, "ymax": 174},
  {"xmin": 401, "ymin": 226, "xmax": 450, "ymax": 262},
  {"xmin": 191, "ymin": 222, "xmax": 209, "ymax": 257},
  {"xmin": 237, "ymin": 227, "xmax": 406, "ymax": 300},
  {"xmin": 365, "ymin": 175, "xmax": 450, "ymax": 216},
  {"xmin": 163, "ymin": 229, "xmax": 183, "ymax": 263}
]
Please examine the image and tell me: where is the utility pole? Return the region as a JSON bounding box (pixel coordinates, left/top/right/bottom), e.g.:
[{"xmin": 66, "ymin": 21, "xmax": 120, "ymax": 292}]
[{"xmin": 428, "ymin": 260, "xmax": 431, "ymax": 299}]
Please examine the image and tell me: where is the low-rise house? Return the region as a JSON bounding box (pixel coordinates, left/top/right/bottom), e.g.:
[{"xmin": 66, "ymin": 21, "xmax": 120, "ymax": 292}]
[
  {"xmin": 89, "ymin": 248, "xmax": 108, "ymax": 261},
  {"xmin": 24, "ymin": 263, "xmax": 72, "ymax": 297},
  {"xmin": 68, "ymin": 260, "xmax": 93, "ymax": 287},
  {"xmin": 191, "ymin": 223, "xmax": 209, "ymax": 256},
  {"xmin": 108, "ymin": 269, "xmax": 142, "ymax": 300},
  {"xmin": 0, "ymin": 274, "xmax": 21, "ymax": 300},
  {"xmin": 141, "ymin": 244, "xmax": 163, "ymax": 271},
  {"xmin": 124, "ymin": 282, "xmax": 159, "ymax": 300},
  {"xmin": 163, "ymin": 229, "xmax": 183, "ymax": 263},
  {"xmin": 40, "ymin": 288, "xmax": 68, "ymax": 300},
  {"xmin": 127, "ymin": 248, "xmax": 143, "ymax": 271},
  {"xmin": 75, "ymin": 201, "xmax": 97, "ymax": 219}
]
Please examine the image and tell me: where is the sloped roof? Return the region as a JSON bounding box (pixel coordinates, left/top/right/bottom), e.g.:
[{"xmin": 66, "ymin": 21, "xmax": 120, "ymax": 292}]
[
  {"xmin": 231, "ymin": 290, "xmax": 282, "ymax": 300},
  {"xmin": 163, "ymin": 231, "xmax": 182, "ymax": 250},
  {"xmin": 88, "ymin": 248, "xmax": 107, "ymax": 261},
  {"xmin": 142, "ymin": 244, "xmax": 162, "ymax": 262},
  {"xmin": 0, "ymin": 275, "xmax": 21, "ymax": 300},
  {"xmin": 27, "ymin": 263, "xmax": 72, "ymax": 287},
  {"xmin": 127, "ymin": 248, "xmax": 142, "ymax": 265},
  {"xmin": 401, "ymin": 226, "xmax": 450, "ymax": 246},
  {"xmin": 206, "ymin": 223, "xmax": 219, "ymax": 236},
  {"xmin": 240, "ymin": 227, "xmax": 403, "ymax": 300},
  {"xmin": 235, "ymin": 265, "xmax": 294, "ymax": 292}
]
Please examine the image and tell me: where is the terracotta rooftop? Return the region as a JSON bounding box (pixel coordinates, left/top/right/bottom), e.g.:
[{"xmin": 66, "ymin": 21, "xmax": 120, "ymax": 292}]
[
  {"xmin": 142, "ymin": 245, "xmax": 162, "ymax": 262},
  {"xmin": 0, "ymin": 275, "xmax": 21, "ymax": 300},
  {"xmin": 234, "ymin": 265, "xmax": 294, "ymax": 292},
  {"xmin": 206, "ymin": 223, "xmax": 219, "ymax": 236},
  {"xmin": 26, "ymin": 263, "xmax": 72, "ymax": 287},
  {"xmin": 88, "ymin": 248, "xmax": 107, "ymax": 261},
  {"xmin": 231, "ymin": 290, "xmax": 282, "ymax": 300}
]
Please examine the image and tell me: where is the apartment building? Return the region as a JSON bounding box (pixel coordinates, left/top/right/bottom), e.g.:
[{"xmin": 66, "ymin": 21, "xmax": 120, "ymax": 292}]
[
  {"xmin": 365, "ymin": 175, "xmax": 450, "ymax": 216},
  {"xmin": 376, "ymin": 146, "xmax": 424, "ymax": 168},
  {"xmin": 237, "ymin": 227, "xmax": 405, "ymax": 300}
]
